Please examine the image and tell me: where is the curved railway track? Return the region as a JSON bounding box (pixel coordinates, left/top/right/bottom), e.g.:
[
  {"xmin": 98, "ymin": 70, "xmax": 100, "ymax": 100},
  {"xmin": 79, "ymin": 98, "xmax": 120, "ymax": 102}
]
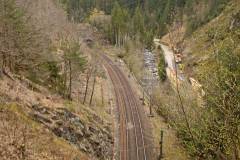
[{"xmin": 102, "ymin": 54, "xmax": 153, "ymax": 160}]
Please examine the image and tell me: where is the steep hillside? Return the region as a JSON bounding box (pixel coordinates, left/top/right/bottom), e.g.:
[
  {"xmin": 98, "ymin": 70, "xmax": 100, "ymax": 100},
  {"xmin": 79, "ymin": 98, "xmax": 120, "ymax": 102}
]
[
  {"xmin": 0, "ymin": 74, "xmax": 113, "ymax": 160},
  {"xmin": 185, "ymin": 0, "xmax": 240, "ymax": 77},
  {"xmin": 151, "ymin": 0, "xmax": 240, "ymax": 159},
  {"xmin": 168, "ymin": 0, "xmax": 240, "ymax": 158}
]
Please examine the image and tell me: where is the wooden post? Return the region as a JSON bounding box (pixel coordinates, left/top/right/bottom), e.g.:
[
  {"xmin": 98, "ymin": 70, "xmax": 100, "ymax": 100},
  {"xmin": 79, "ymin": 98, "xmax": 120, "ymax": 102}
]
[{"xmin": 159, "ymin": 130, "xmax": 164, "ymax": 160}]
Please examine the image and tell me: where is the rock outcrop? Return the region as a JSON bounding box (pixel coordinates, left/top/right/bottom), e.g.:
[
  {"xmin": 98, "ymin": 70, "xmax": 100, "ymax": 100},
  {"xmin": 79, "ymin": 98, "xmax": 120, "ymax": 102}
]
[{"xmin": 30, "ymin": 105, "xmax": 113, "ymax": 160}]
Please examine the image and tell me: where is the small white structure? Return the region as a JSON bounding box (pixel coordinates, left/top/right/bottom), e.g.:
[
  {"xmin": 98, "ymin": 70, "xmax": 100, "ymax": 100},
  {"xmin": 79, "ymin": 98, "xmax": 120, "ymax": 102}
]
[
  {"xmin": 189, "ymin": 77, "xmax": 205, "ymax": 96},
  {"xmin": 153, "ymin": 38, "xmax": 161, "ymax": 48}
]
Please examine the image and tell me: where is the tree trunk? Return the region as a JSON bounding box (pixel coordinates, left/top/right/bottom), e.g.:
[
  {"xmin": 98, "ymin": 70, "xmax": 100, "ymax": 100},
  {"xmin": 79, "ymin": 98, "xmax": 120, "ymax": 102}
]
[
  {"xmin": 68, "ymin": 60, "xmax": 72, "ymax": 100},
  {"xmin": 118, "ymin": 30, "xmax": 121, "ymax": 47},
  {"xmin": 63, "ymin": 60, "xmax": 68, "ymax": 98},
  {"xmin": 83, "ymin": 68, "xmax": 92, "ymax": 104},
  {"xmin": 101, "ymin": 83, "xmax": 104, "ymax": 106},
  {"xmin": 1, "ymin": 53, "xmax": 6, "ymax": 73},
  {"xmin": 115, "ymin": 30, "xmax": 118, "ymax": 47},
  {"xmin": 89, "ymin": 76, "xmax": 96, "ymax": 106},
  {"xmin": 2, "ymin": 1, "xmax": 7, "ymax": 74}
]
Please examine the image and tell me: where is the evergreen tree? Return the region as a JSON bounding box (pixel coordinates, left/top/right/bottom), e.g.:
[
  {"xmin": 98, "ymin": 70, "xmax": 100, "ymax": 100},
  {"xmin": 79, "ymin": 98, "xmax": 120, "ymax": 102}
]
[
  {"xmin": 111, "ymin": 2, "xmax": 130, "ymax": 46},
  {"xmin": 132, "ymin": 6, "xmax": 144, "ymax": 37}
]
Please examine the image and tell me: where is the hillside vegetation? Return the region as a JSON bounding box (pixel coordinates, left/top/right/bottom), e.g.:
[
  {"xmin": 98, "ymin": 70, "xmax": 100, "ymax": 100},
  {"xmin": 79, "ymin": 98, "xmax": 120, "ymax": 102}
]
[
  {"xmin": 0, "ymin": 0, "xmax": 114, "ymax": 159},
  {"xmin": 187, "ymin": 1, "xmax": 240, "ymax": 158},
  {"xmin": 154, "ymin": 0, "xmax": 240, "ymax": 159}
]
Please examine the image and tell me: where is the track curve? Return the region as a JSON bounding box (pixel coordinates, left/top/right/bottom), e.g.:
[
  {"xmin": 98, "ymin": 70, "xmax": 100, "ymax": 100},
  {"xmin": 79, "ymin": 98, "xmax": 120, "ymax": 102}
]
[{"xmin": 102, "ymin": 54, "xmax": 154, "ymax": 160}]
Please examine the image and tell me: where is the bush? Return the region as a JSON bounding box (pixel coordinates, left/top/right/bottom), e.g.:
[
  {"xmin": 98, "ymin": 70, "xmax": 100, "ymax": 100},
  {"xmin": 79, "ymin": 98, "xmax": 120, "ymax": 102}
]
[{"xmin": 158, "ymin": 52, "xmax": 167, "ymax": 82}]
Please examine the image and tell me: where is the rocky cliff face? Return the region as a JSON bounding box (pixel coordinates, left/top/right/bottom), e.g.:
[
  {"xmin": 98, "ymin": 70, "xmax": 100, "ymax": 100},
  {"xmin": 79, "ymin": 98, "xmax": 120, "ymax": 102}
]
[{"xmin": 31, "ymin": 105, "xmax": 113, "ymax": 160}]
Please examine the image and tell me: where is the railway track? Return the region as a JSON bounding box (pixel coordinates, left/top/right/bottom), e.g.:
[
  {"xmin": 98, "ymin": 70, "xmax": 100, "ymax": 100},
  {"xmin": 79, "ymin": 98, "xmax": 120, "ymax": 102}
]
[{"xmin": 102, "ymin": 54, "xmax": 153, "ymax": 160}]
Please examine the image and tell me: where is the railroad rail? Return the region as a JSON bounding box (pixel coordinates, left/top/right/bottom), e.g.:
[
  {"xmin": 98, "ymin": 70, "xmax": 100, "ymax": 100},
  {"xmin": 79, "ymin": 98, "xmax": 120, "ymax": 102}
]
[{"xmin": 102, "ymin": 54, "xmax": 153, "ymax": 160}]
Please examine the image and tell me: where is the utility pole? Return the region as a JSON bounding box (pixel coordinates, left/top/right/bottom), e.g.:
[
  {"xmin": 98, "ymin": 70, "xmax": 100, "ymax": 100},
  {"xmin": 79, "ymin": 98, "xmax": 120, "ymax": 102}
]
[{"xmin": 159, "ymin": 130, "xmax": 164, "ymax": 160}]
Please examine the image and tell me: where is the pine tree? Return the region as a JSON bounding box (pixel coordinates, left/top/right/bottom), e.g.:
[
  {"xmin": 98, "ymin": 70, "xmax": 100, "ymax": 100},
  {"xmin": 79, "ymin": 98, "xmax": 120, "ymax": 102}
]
[
  {"xmin": 61, "ymin": 40, "xmax": 86, "ymax": 99},
  {"xmin": 132, "ymin": 6, "xmax": 144, "ymax": 37},
  {"xmin": 111, "ymin": 1, "xmax": 130, "ymax": 46}
]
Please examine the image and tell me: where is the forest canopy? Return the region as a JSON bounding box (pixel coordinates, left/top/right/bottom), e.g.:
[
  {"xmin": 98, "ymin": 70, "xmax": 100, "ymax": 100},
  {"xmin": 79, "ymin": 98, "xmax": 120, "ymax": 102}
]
[{"xmin": 60, "ymin": 0, "xmax": 229, "ymax": 40}]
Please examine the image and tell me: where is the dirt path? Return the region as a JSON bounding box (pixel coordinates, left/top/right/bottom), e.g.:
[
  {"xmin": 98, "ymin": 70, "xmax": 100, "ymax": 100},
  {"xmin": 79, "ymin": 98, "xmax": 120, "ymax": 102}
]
[{"xmin": 160, "ymin": 44, "xmax": 175, "ymax": 71}]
